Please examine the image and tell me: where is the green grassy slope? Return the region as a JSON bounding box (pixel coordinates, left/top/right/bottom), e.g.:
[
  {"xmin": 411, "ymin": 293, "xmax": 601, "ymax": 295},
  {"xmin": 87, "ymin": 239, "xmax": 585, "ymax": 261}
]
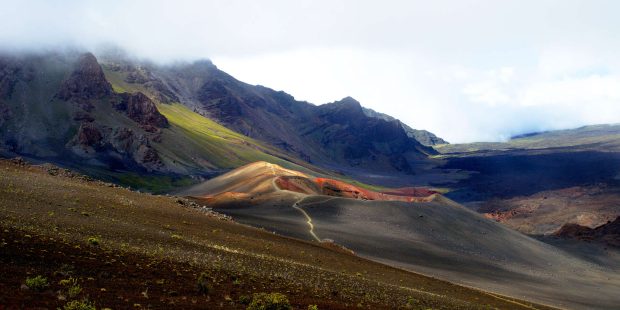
[{"xmin": 102, "ymin": 67, "xmax": 330, "ymax": 176}]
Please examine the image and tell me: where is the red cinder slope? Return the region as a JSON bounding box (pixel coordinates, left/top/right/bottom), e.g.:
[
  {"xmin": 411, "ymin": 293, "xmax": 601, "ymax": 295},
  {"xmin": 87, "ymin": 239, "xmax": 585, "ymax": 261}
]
[{"xmin": 314, "ymin": 178, "xmax": 435, "ymax": 202}]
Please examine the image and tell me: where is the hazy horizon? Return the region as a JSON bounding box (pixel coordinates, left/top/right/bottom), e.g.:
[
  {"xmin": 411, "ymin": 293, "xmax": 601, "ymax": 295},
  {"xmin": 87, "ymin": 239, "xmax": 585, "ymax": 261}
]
[{"xmin": 2, "ymin": 0, "xmax": 620, "ymax": 143}]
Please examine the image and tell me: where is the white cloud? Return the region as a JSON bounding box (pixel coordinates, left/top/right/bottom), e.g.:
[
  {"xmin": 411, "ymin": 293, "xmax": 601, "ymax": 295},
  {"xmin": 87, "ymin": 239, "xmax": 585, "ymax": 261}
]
[{"xmin": 1, "ymin": 0, "xmax": 620, "ymax": 142}]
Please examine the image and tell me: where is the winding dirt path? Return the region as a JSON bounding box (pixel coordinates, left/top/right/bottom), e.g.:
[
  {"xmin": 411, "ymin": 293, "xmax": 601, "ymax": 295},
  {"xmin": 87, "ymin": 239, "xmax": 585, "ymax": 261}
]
[{"xmin": 266, "ymin": 162, "xmax": 332, "ymax": 242}]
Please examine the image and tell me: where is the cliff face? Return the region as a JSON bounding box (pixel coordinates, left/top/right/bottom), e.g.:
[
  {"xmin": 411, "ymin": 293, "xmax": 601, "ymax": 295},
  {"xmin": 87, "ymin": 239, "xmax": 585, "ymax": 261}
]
[
  {"xmin": 114, "ymin": 92, "xmax": 169, "ymax": 129},
  {"xmin": 56, "ymin": 53, "xmax": 113, "ymax": 110},
  {"xmin": 0, "ymin": 52, "xmax": 167, "ymax": 173}
]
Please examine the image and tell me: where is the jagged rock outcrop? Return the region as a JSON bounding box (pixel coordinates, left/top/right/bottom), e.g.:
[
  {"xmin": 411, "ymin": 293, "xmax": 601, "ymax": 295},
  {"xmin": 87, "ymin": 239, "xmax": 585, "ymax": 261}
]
[
  {"xmin": 70, "ymin": 123, "xmax": 164, "ymax": 171},
  {"xmin": 114, "ymin": 92, "xmax": 168, "ymax": 129},
  {"xmin": 76, "ymin": 123, "xmax": 104, "ymax": 149},
  {"xmin": 56, "ymin": 53, "xmax": 112, "ymax": 110}
]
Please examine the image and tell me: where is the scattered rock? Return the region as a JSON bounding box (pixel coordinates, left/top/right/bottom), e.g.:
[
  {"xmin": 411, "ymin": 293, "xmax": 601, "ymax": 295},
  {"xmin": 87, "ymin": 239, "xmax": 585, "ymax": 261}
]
[
  {"xmin": 175, "ymin": 197, "xmax": 232, "ymax": 221},
  {"xmin": 10, "ymin": 157, "xmax": 27, "ymax": 166}
]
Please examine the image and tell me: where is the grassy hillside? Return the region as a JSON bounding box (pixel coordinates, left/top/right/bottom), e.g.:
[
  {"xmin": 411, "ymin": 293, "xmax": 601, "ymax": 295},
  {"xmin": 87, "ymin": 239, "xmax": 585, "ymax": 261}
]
[
  {"xmin": 0, "ymin": 158, "xmax": 553, "ymax": 309},
  {"xmin": 103, "ymin": 67, "xmax": 327, "ymax": 175}
]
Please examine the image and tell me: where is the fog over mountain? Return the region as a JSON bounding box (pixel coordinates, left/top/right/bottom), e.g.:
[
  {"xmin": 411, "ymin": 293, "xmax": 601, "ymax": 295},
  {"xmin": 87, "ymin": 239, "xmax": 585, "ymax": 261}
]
[{"xmin": 2, "ymin": 0, "xmax": 620, "ymax": 142}]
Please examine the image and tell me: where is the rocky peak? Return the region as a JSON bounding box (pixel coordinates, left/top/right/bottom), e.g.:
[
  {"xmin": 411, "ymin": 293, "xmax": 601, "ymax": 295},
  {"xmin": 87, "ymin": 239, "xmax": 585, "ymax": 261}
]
[
  {"xmin": 114, "ymin": 92, "xmax": 169, "ymax": 129},
  {"xmin": 333, "ymin": 96, "xmax": 363, "ymax": 112},
  {"xmin": 56, "ymin": 53, "xmax": 112, "ymax": 104},
  {"xmin": 317, "ymin": 96, "xmax": 365, "ymax": 124}
]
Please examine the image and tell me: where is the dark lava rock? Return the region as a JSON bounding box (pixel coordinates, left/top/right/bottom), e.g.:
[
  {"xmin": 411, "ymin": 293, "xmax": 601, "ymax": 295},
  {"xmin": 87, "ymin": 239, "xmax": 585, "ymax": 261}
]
[
  {"xmin": 56, "ymin": 53, "xmax": 113, "ymax": 107},
  {"xmin": 114, "ymin": 92, "xmax": 168, "ymax": 128},
  {"xmin": 76, "ymin": 123, "xmax": 103, "ymax": 148}
]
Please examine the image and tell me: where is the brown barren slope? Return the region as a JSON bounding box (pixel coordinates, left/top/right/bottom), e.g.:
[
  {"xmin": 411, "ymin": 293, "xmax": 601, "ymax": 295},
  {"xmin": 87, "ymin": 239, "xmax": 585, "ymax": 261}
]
[
  {"xmin": 186, "ymin": 161, "xmax": 620, "ymax": 310},
  {"xmin": 476, "ymin": 185, "xmax": 620, "ymax": 235},
  {"xmin": 0, "ymin": 158, "xmax": 551, "ymax": 309}
]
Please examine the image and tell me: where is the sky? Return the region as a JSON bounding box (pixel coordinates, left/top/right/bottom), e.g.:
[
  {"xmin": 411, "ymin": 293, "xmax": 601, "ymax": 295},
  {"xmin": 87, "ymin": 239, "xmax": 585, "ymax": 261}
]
[{"xmin": 1, "ymin": 0, "xmax": 620, "ymax": 143}]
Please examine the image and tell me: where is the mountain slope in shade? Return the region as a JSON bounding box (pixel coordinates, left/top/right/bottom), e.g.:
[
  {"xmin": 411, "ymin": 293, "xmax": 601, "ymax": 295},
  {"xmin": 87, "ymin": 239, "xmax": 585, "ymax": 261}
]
[
  {"xmin": 99, "ymin": 54, "xmax": 438, "ymax": 174},
  {"xmin": 0, "ymin": 51, "xmax": 325, "ymax": 191},
  {"xmin": 0, "ymin": 52, "xmax": 168, "ymax": 172}
]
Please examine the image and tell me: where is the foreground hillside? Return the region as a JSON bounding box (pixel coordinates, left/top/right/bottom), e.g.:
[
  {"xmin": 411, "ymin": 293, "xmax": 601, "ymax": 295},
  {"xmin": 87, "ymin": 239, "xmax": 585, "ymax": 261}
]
[
  {"xmin": 185, "ymin": 162, "xmax": 620, "ymax": 310},
  {"xmin": 0, "ymin": 158, "xmax": 549, "ymax": 309}
]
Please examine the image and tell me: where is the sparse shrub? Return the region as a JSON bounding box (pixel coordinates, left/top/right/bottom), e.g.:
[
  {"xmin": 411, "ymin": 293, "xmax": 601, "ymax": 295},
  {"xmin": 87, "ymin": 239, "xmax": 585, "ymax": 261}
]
[
  {"xmin": 247, "ymin": 292, "xmax": 291, "ymax": 310},
  {"xmin": 308, "ymin": 305, "xmax": 319, "ymax": 310},
  {"xmin": 87, "ymin": 237, "xmax": 99, "ymax": 246},
  {"xmin": 25, "ymin": 275, "xmax": 48, "ymax": 291},
  {"xmin": 63, "ymin": 299, "xmax": 96, "ymax": 310},
  {"xmin": 59, "ymin": 279, "xmax": 71, "ymax": 286},
  {"xmin": 239, "ymin": 295, "xmax": 251, "ymax": 305},
  {"xmin": 196, "ymin": 272, "xmax": 211, "ymax": 294},
  {"xmin": 59, "ymin": 277, "xmax": 82, "ymax": 298},
  {"xmin": 405, "ymin": 296, "xmax": 420, "ymax": 309},
  {"xmin": 68, "ymin": 283, "xmax": 82, "ymax": 298}
]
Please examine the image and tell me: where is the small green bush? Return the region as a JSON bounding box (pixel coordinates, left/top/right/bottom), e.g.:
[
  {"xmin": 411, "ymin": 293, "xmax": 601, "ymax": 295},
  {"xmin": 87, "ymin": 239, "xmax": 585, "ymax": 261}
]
[
  {"xmin": 196, "ymin": 272, "xmax": 211, "ymax": 294},
  {"xmin": 247, "ymin": 292, "xmax": 291, "ymax": 310},
  {"xmin": 25, "ymin": 275, "xmax": 48, "ymax": 291},
  {"xmin": 238, "ymin": 295, "xmax": 251, "ymax": 305},
  {"xmin": 87, "ymin": 237, "xmax": 99, "ymax": 246},
  {"xmin": 68, "ymin": 283, "xmax": 82, "ymax": 298},
  {"xmin": 63, "ymin": 299, "xmax": 96, "ymax": 310},
  {"xmin": 308, "ymin": 305, "xmax": 319, "ymax": 310},
  {"xmin": 59, "ymin": 277, "xmax": 82, "ymax": 298},
  {"xmin": 405, "ymin": 296, "xmax": 420, "ymax": 309}
]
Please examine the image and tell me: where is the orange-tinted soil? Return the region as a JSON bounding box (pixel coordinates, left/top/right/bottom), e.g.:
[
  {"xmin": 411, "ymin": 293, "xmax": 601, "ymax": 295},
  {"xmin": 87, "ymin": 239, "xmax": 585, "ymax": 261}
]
[{"xmin": 275, "ymin": 176, "xmax": 436, "ymax": 202}]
